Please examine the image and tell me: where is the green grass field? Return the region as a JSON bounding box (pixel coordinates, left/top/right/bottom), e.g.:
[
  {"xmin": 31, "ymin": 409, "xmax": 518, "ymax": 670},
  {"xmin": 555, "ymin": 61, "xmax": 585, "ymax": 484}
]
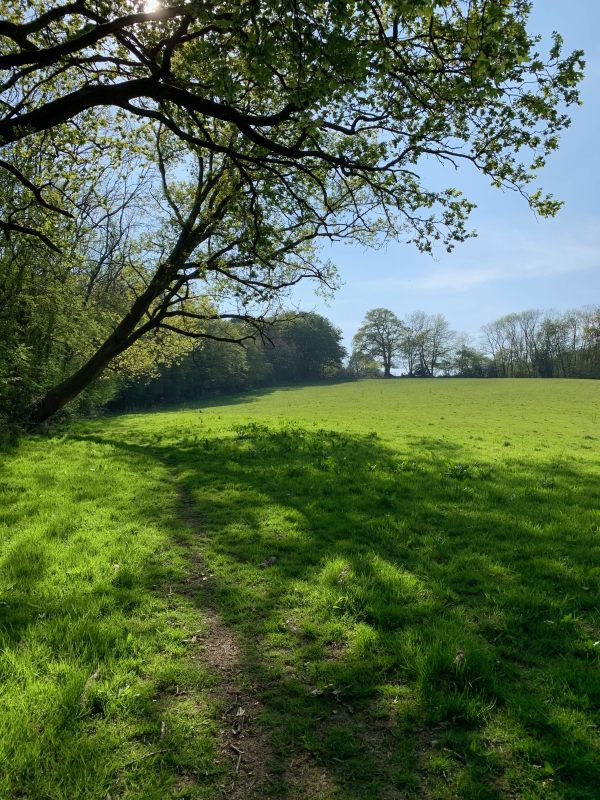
[{"xmin": 1, "ymin": 379, "xmax": 599, "ymax": 799}]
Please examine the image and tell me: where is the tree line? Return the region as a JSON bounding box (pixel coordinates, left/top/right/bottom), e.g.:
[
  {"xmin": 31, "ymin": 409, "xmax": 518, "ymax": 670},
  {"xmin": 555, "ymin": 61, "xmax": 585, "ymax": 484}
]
[
  {"xmin": 110, "ymin": 313, "xmax": 345, "ymax": 410},
  {"xmin": 4, "ymin": 294, "xmax": 597, "ymax": 427},
  {"xmin": 114, "ymin": 302, "xmax": 600, "ymax": 412},
  {"xmin": 350, "ymin": 306, "xmax": 600, "ymax": 379}
]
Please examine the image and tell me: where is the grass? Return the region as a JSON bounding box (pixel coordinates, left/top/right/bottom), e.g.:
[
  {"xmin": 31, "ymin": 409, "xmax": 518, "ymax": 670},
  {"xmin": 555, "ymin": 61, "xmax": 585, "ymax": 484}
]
[{"xmin": 1, "ymin": 378, "xmax": 599, "ymax": 799}]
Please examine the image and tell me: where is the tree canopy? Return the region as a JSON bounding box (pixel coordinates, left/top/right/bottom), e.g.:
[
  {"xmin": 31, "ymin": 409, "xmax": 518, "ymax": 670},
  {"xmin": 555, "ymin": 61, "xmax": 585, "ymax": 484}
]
[
  {"xmin": 349, "ymin": 304, "xmax": 600, "ymax": 379},
  {"xmin": 1, "ymin": 1, "xmax": 583, "ymax": 239},
  {"xmin": 111, "ymin": 311, "xmax": 346, "ymax": 410}
]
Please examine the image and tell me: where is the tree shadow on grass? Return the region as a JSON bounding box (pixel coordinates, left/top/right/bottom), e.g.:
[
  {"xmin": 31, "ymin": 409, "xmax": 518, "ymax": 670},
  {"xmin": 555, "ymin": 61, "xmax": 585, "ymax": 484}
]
[
  {"xmin": 106, "ymin": 385, "xmax": 280, "ymax": 416},
  {"xmin": 106, "ymin": 380, "xmax": 355, "ymax": 417},
  {"xmin": 70, "ymin": 425, "xmax": 600, "ymax": 798}
]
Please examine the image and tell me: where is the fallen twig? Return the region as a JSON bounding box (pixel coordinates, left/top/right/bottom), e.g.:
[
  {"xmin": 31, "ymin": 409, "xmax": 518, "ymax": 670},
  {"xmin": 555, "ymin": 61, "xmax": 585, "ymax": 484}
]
[{"xmin": 443, "ymin": 747, "xmax": 466, "ymax": 763}]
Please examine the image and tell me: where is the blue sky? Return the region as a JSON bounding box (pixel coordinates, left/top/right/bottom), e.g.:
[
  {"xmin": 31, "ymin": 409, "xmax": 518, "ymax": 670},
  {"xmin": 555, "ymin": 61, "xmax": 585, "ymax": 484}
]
[{"xmin": 292, "ymin": 0, "xmax": 600, "ymax": 350}]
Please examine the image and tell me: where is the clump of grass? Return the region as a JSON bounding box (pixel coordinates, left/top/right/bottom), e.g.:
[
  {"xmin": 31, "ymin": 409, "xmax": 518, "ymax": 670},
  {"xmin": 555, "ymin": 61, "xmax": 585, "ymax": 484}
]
[{"xmin": 445, "ymin": 461, "xmax": 473, "ymax": 480}]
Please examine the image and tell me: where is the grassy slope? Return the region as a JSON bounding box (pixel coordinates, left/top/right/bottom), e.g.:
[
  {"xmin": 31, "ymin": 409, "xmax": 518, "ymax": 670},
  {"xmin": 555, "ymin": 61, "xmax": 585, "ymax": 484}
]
[{"xmin": 1, "ymin": 379, "xmax": 599, "ymax": 799}]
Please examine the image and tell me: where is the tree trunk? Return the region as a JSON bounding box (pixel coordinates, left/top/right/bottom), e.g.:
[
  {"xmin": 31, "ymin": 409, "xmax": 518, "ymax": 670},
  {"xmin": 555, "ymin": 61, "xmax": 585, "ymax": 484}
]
[{"xmin": 25, "ymin": 275, "xmax": 169, "ymax": 426}]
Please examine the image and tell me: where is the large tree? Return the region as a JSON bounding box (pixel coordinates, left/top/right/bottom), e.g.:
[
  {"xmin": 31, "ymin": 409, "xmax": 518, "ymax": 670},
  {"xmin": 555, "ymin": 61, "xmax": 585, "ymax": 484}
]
[
  {"xmin": 23, "ymin": 132, "xmax": 344, "ymax": 423},
  {"xmin": 0, "ymin": 1, "xmax": 584, "ymax": 422},
  {"xmin": 352, "ymin": 308, "xmax": 405, "ymax": 377}
]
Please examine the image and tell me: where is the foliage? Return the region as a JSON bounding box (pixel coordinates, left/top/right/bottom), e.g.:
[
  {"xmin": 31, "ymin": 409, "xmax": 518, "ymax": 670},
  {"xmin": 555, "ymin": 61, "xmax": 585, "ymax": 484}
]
[
  {"xmin": 0, "ymin": 242, "xmax": 194, "ymax": 425},
  {"xmin": 483, "ymin": 306, "xmax": 600, "ymax": 378},
  {"xmin": 0, "ymin": 141, "xmax": 201, "ymax": 424},
  {"xmin": 351, "ymin": 308, "xmax": 459, "ymax": 378},
  {"xmin": 2, "ymin": 379, "xmax": 599, "ymax": 798},
  {"xmin": 345, "ymin": 351, "xmax": 382, "ymax": 379},
  {"xmin": 265, "ymin": 312, "xmax": 346, "ymax": 383},
  {"xmin": 452, "ymin": 342, "xmax": 490, "ymax": 378},
  {"xmin": 0, "ymin": 0, "xmax": 584, "ymax": 238},
  {"xmin": 110, "ymin": 312, "xmax": 346, "ymax": 410},
  {"xmin": 350, "ymin": 305, "xmax": 600, "ymax": 379},
  {"xmin": 402, "ymin": 311, "xmax": 457, "ymax": 377}
]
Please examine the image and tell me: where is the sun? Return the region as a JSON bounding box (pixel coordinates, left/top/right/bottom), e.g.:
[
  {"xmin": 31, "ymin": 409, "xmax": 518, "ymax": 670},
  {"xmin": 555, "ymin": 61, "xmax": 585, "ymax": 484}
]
[{"xmin": 144, "ymin": 0, "xmax": 160, "ymax": 11}]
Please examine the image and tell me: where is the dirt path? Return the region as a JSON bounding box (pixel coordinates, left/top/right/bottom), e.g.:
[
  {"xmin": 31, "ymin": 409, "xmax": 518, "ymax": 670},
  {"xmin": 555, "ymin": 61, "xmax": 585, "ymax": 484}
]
[
  {"xmin": 174, "ymin": 482, "xmax": 276, "ymax": 799},
  {"xmin": 169, "ymin": 479, "xmax": 415, "ymax": 800}
]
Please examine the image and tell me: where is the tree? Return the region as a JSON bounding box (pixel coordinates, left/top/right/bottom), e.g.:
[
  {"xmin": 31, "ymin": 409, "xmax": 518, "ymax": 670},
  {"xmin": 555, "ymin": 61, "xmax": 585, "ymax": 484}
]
[
  {"xmin": 480, "ymin": 306, "xmax": 600, "ymax": 379},
  {"xmin": 24, "ymin": 132, "xmax": 342, "ymax": 423},
  {"xmin": 110, "ymin": 311, "xmax": 345, "ymax": 409},
  {"xmin": 400, "ymin": 311, "xmax": 427, "ymax": 377},
  {"xmin": 352, "ymin": 308, "xmax": 405, "ymax": 377},
  {"xmin": 483, "ymin": 310, "xmax": 556, "ymax": 377},
  {"xmin": 453, "ymin": 339, "xmax": 490, "ymax": 377},
  {"xmin": 0, "ymin": 149, "xmax": 189, "ymax": 422},
  {"xmin": 265, "ymin": 313, "xmax": 346, "ymax": 382},
  {"xmin": 346, "ymin": 351, "xmax": 381, "ymax": 379},
  {"xmin": 110, "ymin": 319, "xmax": 251, "ymax": 410},
  {"xmin": 482, "ymin": 315, "xmax": 517, "ymax": 377},
  {"xmin": 0, "ymin": 1, "xmax": 585, "ymax": 423},
  {"xmin": 399, "ymin": 311, "xmax": 455, "ymax": 377},
  {"xmin": 580, "ymin": 307, "xmax": 600, "ymax": 377},
  {"xmin": 1, "ymin": 3, "xmax": 583, "ymax": 247},
  {"xmin": 420, "ymin": 314, "xmax": 456, "ymax": 377}
]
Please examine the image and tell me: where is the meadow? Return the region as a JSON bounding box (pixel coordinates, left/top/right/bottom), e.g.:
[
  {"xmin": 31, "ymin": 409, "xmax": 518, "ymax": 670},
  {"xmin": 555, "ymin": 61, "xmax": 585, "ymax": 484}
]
[{"xmin": 0, "ymin": 379, "xmax": 598, "ymax": 799}]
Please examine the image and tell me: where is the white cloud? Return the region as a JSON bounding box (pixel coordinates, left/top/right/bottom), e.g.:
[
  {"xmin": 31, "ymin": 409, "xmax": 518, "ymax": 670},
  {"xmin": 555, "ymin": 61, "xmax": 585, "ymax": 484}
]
[{"xmin": 353, "ymin": 223, "xmax": 600, "ymax": 293}]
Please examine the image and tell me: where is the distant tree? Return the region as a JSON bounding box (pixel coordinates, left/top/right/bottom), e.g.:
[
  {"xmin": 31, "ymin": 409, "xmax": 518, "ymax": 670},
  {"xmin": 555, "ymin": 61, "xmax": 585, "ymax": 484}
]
[
  {"xmin": 421, "ymin": 314, "xmax": 456, "ymax": 377},
  {"xmin": 482, "ymin": 319, "xmax": 507, "ymax": 377},
  {"xmin": 352, "ymin": 309, "xmax": 405, "ymax": 378},
  {"xmin": 580, "ymin": 307, "xmax": 600, "ymax": 377},
  {"xmin": 481, "ymin": 306, "xmax": 600, "ymax": 379},
  {"xmin": 346, "ymin": 352, "xmax": 381, "ymax": 379},
  {"xmin": 266, "ymin": 313, "xmax": 346, "ymax": 382},
  {"xmin": 400, "ymin": 311, "xmax": 429, "ymax": 377},
  {"xmin": 452, "ymin": 341, "xmax": 490, "ymax": 377},
  {"xmin": 345, "ymin": 305, "xmax": 600, "ymax": 385},
  {"xmin": 400, "ymin": 312, "xmax": 455, "ymax": 377},
  {"xmin": 533, "ymin": 313, "xmax": 568, "ymax": 377}
]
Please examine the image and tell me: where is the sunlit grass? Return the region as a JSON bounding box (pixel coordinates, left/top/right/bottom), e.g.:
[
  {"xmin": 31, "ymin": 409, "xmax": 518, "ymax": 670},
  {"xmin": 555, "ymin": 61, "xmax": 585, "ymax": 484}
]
[
  {"xmin": 0, "ymin": 437, "xmax": 224, "ymax": 799},
  {"xmin": 1, "ymin": 379, "xmax": 599, "ymax": 798}
]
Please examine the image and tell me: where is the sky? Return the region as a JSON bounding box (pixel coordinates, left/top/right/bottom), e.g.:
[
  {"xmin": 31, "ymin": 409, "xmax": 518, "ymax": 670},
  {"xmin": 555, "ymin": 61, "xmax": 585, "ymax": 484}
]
[{"xmin": 291, "ymin": 0, "xmax": 600, "ymax": 351}]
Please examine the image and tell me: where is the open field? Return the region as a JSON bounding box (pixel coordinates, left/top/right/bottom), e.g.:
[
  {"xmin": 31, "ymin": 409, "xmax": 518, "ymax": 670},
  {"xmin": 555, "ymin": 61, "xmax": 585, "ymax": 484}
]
[{"xmin": 1, "ymin": 379, "xmax": 599, "ymax": 799}]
